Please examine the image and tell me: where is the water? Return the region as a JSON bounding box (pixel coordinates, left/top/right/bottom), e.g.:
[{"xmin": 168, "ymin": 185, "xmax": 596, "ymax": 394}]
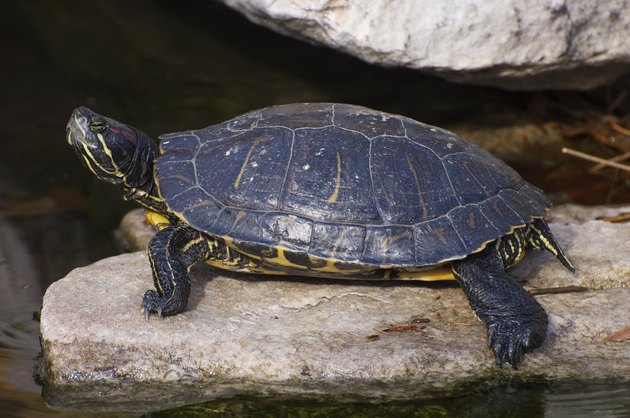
[
  {"xmin": 0, "ymin": 1, "xmax": 628, "ymax": 416},
  {"xmin": 147, "ymin": 383, "xmax": 630, "ymax": 417}
]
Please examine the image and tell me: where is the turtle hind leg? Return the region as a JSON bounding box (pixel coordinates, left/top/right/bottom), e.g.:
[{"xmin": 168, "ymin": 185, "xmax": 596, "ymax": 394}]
[
  {"xmin": 452, "ymin": 245, "xmax": 548, "ymax": 369},
  {"xmin": 142, "ymin": 225, "xmax": 209, "ymax": 318},
  {"xmin": 527, "ymin": 218, "xmax": 575, "ymax": 273}
]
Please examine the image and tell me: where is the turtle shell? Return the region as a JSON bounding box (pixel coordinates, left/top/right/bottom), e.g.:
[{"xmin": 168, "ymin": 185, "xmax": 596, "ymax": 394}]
[{"xmin": 155, "ymin": 103, "xmax": 549, "ymax": 269}]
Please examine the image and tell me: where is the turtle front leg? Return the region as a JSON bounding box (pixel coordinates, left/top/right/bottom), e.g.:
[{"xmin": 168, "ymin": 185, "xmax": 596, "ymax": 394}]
[
  {"xmin": 142, "ymin": 225, "xmax": 209, "ymax": 318},
  {"xmin": 452, "ymin": 245, "xmax": 547, "ymax": 369}
]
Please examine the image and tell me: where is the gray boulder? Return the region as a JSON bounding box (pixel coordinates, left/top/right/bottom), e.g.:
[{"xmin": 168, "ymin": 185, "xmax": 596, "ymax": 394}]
[
  {"xmin": 218, "ymin": 0, "xmax": 630, "ymax": 90},
  {"xmin": 40, "ymin": 205, "xmax": 630, "ymax": 409}
]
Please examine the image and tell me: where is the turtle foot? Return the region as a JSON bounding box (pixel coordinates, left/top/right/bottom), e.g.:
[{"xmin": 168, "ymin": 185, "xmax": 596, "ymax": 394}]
[
  {"xmin": 141, "ymin": 290, "xmax": 165, "ymax": 319},
  {"xmin": 486, "ymin": 316, "xmax": 546, "ymax": 369},
  {"xmin": 141, "ymin": 288, "xmax": 188, "ymax": 318}
]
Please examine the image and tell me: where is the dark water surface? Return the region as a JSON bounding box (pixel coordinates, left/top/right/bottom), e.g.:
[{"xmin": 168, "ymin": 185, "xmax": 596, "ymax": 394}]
[{"xmin": 1, "ymin": 1, "xmax": 628, "ymax": 416}]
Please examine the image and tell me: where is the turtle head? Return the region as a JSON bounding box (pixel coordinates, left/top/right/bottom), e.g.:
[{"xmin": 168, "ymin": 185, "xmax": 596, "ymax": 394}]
[{"xmin": 67, "ymin": 107, "xmax": 157, "ymax": 189}]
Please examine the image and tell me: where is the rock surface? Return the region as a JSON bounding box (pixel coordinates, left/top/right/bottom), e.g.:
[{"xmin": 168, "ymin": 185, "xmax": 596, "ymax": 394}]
[
  {"xmin": 40, "ymin": 205, "xmax": 630, "ymax": 408},
  {"xmin": 218, "ymin": 0, "xmax": 630, "ymax": 90}
]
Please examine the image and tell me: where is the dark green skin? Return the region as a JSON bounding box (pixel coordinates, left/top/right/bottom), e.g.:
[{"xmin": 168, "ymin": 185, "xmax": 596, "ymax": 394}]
[
  {"xmin": 66, "ymin": 103, "xmax": 575, "ymax": 369},
  {"xmin": 454, "ymin": 237, "xmax": 548, "ymax": 367}
]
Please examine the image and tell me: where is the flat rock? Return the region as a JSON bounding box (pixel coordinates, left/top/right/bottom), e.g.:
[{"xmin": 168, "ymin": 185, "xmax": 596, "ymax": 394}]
[
  {"xmin": 40, "ymin": 205, "xmax": 630, "ymax": 409},
  {"xmin": 218, "ymin": 0, "xmax": 630, "ymax": 90}
]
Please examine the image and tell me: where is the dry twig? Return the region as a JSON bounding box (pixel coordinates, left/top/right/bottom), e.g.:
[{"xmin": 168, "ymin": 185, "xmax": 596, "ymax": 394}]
[
  {"xmin": 562, "ymin": 147, "xmax": 630, "ymax": 173},
  {"xmin": 528, "ymin": 286, "xmax": 589, "ymax": 296}
]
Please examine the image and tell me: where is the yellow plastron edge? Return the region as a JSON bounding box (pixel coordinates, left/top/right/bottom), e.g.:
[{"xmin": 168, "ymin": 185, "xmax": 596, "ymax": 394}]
[
  {"xmin": 145, "ymin": 211, "xmax": 172, "ymax": 231},
  {"xmin": 392, "ymin": 267, "xmax": 455, "ymax": 281}
]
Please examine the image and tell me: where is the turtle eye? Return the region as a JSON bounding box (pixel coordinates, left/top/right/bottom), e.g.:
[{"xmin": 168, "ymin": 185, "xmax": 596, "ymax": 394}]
[{"xmin": 89, "ymin": 119, "xmax": 106, "ymax": 133}]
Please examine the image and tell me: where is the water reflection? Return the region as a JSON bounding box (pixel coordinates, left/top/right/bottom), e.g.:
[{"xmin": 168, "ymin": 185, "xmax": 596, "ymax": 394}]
[
  {"xmin": 0, "ymin": 208, "xmax": 118, "ymax": 415},
  {"xmin": 0, "ymin": 215, "xmax": 42, "ymax": 394},
  {"xmin": 545, "ymin": 383, "xmax": 630, "ymax": 418},
  {"xmin": 143, "ymin": 382, "xmax": 630, "ymax": 417},
  {"xmin": 0, "ymin": 127, "xmax": 121, "ymax": 412}
]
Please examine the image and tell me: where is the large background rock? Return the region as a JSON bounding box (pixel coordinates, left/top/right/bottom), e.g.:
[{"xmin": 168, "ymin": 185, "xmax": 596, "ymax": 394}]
[
  {"xmin": 40, "ymin": 205, "xmax": 630, "ymax": 409},
  {"xmin": 219, "ymin": 0, "xmax": 630, "ymax": 90}
]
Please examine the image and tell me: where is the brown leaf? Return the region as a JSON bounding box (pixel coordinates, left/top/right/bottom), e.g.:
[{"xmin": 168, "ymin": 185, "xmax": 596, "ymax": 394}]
[{"xmin": 606, "ymin": 326, "xmax": 630, "ymax": 342}]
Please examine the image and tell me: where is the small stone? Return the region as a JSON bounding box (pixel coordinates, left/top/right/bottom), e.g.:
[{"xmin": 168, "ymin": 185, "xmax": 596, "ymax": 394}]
[{"xmin": 113, "ymin": 209, "xmax": 156, "ymax": 252}]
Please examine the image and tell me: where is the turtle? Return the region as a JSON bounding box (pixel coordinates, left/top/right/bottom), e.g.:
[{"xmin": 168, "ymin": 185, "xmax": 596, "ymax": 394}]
[{"xmin": 66, "ymin": 103, "xmax": 574, "ymax": 369}]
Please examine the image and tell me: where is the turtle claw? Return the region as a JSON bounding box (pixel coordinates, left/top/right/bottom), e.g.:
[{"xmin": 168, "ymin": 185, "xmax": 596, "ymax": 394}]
[
  {"xmin": 141, "ymin": 287, "xmax": 188, "ymax": 318},
  {"xmin": 141, "ymin": 289, "xmax": 165, "ymax": 319},
  {"xmin": 486, "ymin": 318, "xmax": 545, "ymax": 369}
]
